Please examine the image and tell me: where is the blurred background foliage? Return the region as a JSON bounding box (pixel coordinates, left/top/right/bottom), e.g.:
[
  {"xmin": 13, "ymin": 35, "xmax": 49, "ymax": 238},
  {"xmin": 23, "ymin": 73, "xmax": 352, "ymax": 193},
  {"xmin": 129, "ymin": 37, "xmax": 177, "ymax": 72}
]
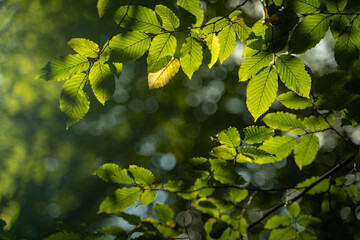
[{"xmin": 1, "ymin": 0, "xmax": 360, "ymax": 239}]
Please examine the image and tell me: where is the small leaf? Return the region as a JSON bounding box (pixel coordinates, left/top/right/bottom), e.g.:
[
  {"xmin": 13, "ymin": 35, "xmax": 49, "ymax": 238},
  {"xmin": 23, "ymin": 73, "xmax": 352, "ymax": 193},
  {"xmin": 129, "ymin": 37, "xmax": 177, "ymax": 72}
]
[
  {"xmin": 190, "ymin": 157, "xmax": 208, "ymax": 165},
  {"xmin": 98, "ymin": 187, "xmax": 142, "ymax": 213},
  {"xmin": 45, "ymin": 231, "xmax": 83, "ymax": 240},
  {"xmin": 240, "ymin": 146, "xmax": 276, "ymax": 164},
  {"xmin": 204, "ymin": 33, "xmax": 220, "ymax": 68},
  {"xmin": 260, "ymin": 136, "xmax": 297, "ymax": 160},
  {"xmin": 60, "ymin": 73, "xmax": 89, "ymax": 129},
  {"xmin": 68, "ymin": 38, "xmax": 99, "ymax": 58},
  {"xmin": 229, "ymin": 10, "xmax": 242, "ymax": 21},
  {"xmin": 297, "ymin": 215, "xmax": 321, "ymax": 228},
  {"xmin": 177, "ymin": 0, "xmax": 204, "ymax": 27},
  {"xmin": 218, "ymin": 25, "xmax": 236, "ymax": 63},
  {"xmin": 155, "ymin": 5, "xmax": 180, "ymax": 31},
  {"xmin": 263, "ymin": 112, "xmax": 306, "ymax": 133},
  {"xmin": 230, "ymin": 189, "xmax": 248, "ymax": 204},
  {"xmin": 94, "ymin": 163, "xmax": 134, "ymax": 184},
  {"xmin": 147, "ymin": 33, "xmax": 177, "ymax": 72},
  {"xmin": 287, "ymin": 202, "xmax": 300, "ymax": 218},
  {"xmin": 210, "ymin": 159, "xmax": 244, "ymax": 185},
  {"xmin": 269, "ymin": 226, "xmax": 297, "ymax": 240},
  {"xmin": 99, "ymin": 226, "xmax": 127, "ymax": 236},
  {"xmin": 217, "ymin": 127, "xmax": 240, "ymax": 148},
  {"xmin": 148, "ymin": 57, "xmax": 180, "ymax": 89},
  {"xmin": 304, "ymin": 112, "xmax": 335, "ymax": 131},
  {"xmin": 243, "ymin": 125, "xmax": 274, "ymax": 144},
  {"xmin": 128, "ymin": 165, "xmax": 155, "ymax": 187},
  {"xmin": 296, "ymin": 176, "xmax": 330, "ymax": 195},
  {"xmin": 210, "ymin": 145, "xmax": 236, "ymax": 160},
  {"xmin": 277, "ymin": 92, "xmax": 313, "ymax": 110},
  {"xmin": 117, "ymin": 212, "xmax": 141, "ymax": 225},
  {"xmin": 180, "ymin": 37, "xmax": 203, "ymax": 79},
  {"xmin": 89, "ymin": 62, "xmax": 115, "ymax": 105},
  {"xmin": 294, "ymin": 134, "xmax": 319, "ymax": 170},
  {"xmin": 138, "ymin": 190, "xmax": 157, "ymax": 206},
  {"xmin": 265, "ymin": 215, "xmax": 291, "ymax": 229},
  {"xmin": 97, "ymin": 0, "xmax": 110, "ymax": 17},
  {"xmin": 238, "ymin": 51, "xmax": 273, "ymax": 82},
  {"xmin": 153, "ymin": 202, "xmax": 174, "ymax": 222}
]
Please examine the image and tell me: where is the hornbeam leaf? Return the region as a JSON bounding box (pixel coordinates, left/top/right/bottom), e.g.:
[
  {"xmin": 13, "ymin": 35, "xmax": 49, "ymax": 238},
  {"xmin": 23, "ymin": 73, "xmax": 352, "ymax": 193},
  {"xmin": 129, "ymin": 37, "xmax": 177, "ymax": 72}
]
[
  {"xmin": 294, "ymin": 134, "xmax": 319, "ymax": 170},
  {"xmin": 147, "ymin": 33, "xmax": 177, "ymax": 73},
  {"xmin": 138, "ymin": 190, "xmax": 157, "ymax": 206},
  {"xmin": 180, "ymin": 37, "xmax": 203, "ymax": 79},
  {"xmin": 203, "ymin": 17, "xmax": 228, "ymax": 35},
  {"xmin": 210, "ymin": 145, "xmax": 236, "ymax": 160},
  {"xmin": 41, "ymin": 54, "xmax": 89, "ymax": 81},
  {"xmin": 325, "ymin": 0, "xmax": 347, "ymax": 12},
  {"xmin": 260, "ymin": 136, "xmax": 297, "ymax": 160},
  {"xmin": 269, "ymin": 226, "xmax": 297, "ymax": 240},
  {"xmin": 304, "ymin": 112, "xmax": 335, "ymax": 131},
  {"xmin": 110, "ymin": 31, "xmax": 151, "ymax": 64},
  {"xmin": 243, "ymin": 125, "xmax": 274, "ymax": 144},
  {"xmin": 265, "ymin": 215, "xmax": 291, "ymax": 229},
  {"xmin": 148, "ymin": 57, "xmax": 180, "ymax": 89},
  {"xmin": 155, "ymin": 5, "xmax": 180, "ymax": 31},
  {"xmin": 89, "ymin": 62, "xmax": 115, "ymax": 105},
  {"xmin": 335, "ymin": 25, "xmax": 360, "ymax": 68},
  {"xmin": 114, "ymin": 5, "xmax": 162, "ymax": 33},
  {"xmin": 94, "ymin": 163, "xmax": 134, "ymax": 184},
  {"xmin": 276, "ymin": 55, "xmax": 311, "ymax": 97},
  {"xmin": 218, "ymin": 25, "xmax": 236, "ymax": 63},
  {"xmin": 229, "ymin": 189, "xmax": 248, "ymax": 204},
  {"xmin": 297, "ymin": 215, "xmax": 321, "ymax": 228},
  {"xmin": 98, "ymin": 187, "xmax": 142, "ymax": 213},
  {"xmin": 296, "ymin": 176, "xmax": 329, "ymax": 194},
  {"xmin": 60, "ymin": 73, "xmax": 89, "ymax": 129},
  {"xmin": 217, "ymin": 127, "xmax": 240, "ymax": 148},
  {"xmin": 287, "ymin": 0, "xmax": 321, "ymax": 14},
  {"xmin": 289, "ymin": 14, "xmax": 331, "ymax": 54},
  {"xmin": 68, "ymin": 38, "xmax": 99, "ymax": 58},
  {"xmin": 177, "ymin": 0, "xmax": 204, "ymax": 27},
  {"xmin": 239, "ymin": 146, "xmax": 276, "ymax": 164},
  {"xmin": 277, "ymin": 92, "xmax": 313, "ymax": 109},
  {"xmin": 97, "ymin": 0, "xmax": 110, "ymax": 17},
  {"xmin": 263, "ymin": 112, "xmax": 306, "ymax": 133},
  {"xmin": 128, "ymin": 165, "xmax": 155, "ymax": 187},
  {"xmin": 246, "ymin": 67, "xmax": 278, "ymax": 121},
  {"xmin": 238, "ymin": 51, "xmax": 273, "ymax": 82},
  {"xmin": 233, "ymin": 20, "xmax": 251, "ymax": 43},
  {"xmin": 204, "ymin": 33, "xmax": 220, "ymax": 68},
  {"xmin": 153, "ymin": 202, "xmax": 174, "ymax": 222}
]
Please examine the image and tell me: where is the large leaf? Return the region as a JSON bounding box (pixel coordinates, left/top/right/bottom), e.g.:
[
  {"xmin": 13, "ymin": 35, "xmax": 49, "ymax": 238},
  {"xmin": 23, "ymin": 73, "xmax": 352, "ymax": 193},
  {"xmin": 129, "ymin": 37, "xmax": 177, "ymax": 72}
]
[
  {"xmin": 294, "ymin": 134, "xmax": 319, "ymax": 170},
  {"xmin": 138, "ymin": 190, "xmax": 157, "ymax": 206},
  {"xmin": 239, "ymin": 146, "xmax": 276, "ymax": 164},
  {"xmin": 68, "ymin": 38, "xmax": 99, "ymax": 58},
  {"xmin": 263, "ymin": 112, "xmax": 306, "ymax": 133},
  {"xmin": 155, "ymin": 5, "xmax": 180, "ymax": 31},
  {"xmin": 286, "ymin": 0, "xmax": 321, "ymax": 14},
  {"xmin": 153, "ymin": 202, "xmax": 174, "ymax": 222},
  {"xmin": 177, "ymin": 0, "xmax": 203, "ymax": 27},
  {"xmin": 128, "ymin": 165, "xmax": 155, "ymax": 187},
  {"xmin": 289, "ymin": 14, "xmax": 331, "ymax": 54},
  {"xmin": 238, "ymin": 51, "xmax": 273, "ymax": 82},
  {"xmin": 94, "ymin": 163, "xmax": 134, "ymax": 184},
  {"xmin": 60, "ymin": 73, "xmax": 89, "ymax": 129},
  {"xmin": 218, "ymin": 25, "xmax": 236, "ymax": 63},
  {"xmin": 204, "ymin": 33, "xmax": 220, "ymax": 68},
  {"xmin": 148, "ymin": 57, "xmax": 180, "ymax": 89},
  {"xmin": 203, "ymin": 17, "xmax": 228, "ymax": 35},
  {"xmin": 210, "ymin": 145, "xmax": 236, "ymax": 160},
  {"xmin": 243, "ymin": 125, "xmax": 274, "ymax": 144},
  {"xmin": 335, "ymin": 25, "xmax": 360, "ymax": 68},
  {"xmin": 209, "ymin": 159, "xmax": 244, "ymax": 185},
  {"xmin": 89, "ymin": 62, "xmax": 115, "ymax": 105},
  {"xmin": 246, "ymin": 67, "xmax": 278, "ymax": 121},
  {"xmin": 233, "ymin": 20, "xmax": 251, "ymax": 42},
  {"xmin": 276, "ymin": 55, "xmax": 311, "ymax": 97},
  {"xmin": 41, "ymin": 54, "xmax": 89, "ymax": 81},
  {"xmin": 325, "ymin": 0, "xmax": 347, "ymax": 12},
  {"xmin": 277, "ymin": 92, "xmax": 313, "ymax": 110},
  {"xmin": 99, "ymin": 187, "xmax": 142, "ymax": 213},
  {"xmin": 97, "ymin": 0, "xmax": 110, "ymax": 17},
  {"xmin": 147, "ymin": 33, "xmax": 177, "ymax": 72},
  {"xmin": 114, "ymin": 5, "xmax": 162, "ymax": 33},
  {"xmin": 109, "ymin": 31, "xmax": 151, "ymax": 64},
  {"xmin": 260, "ymin": 136, "xmax": 297, "ymax": 160},
  {"xmin": 180, "ymin": 37, "xmax": 203, "ymax": 79}
]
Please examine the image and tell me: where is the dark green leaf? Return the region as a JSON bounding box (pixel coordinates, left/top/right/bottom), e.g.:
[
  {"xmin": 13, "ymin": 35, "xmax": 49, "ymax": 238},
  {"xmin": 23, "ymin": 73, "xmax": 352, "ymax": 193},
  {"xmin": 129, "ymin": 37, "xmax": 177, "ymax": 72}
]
[
  {"xmin": 269, "ymin": 226, "xmax": 297, "ymax": 240},
  {"xmin": 287, "ymin": 202, "xmax": 300, "ymax": 218},
  {"xmin": 153, "ymin": 202, "xmax": 174, "ymax": 222},
  {"xmin": 264, "ymin": 215, "xmax": 291, "ymax": 229}
]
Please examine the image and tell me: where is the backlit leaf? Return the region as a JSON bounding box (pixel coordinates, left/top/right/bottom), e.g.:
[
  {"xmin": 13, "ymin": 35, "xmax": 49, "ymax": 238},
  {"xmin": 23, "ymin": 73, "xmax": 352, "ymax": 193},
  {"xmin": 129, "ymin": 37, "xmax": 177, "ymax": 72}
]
[
  {"xmin": 98, "ymin": 187, "xmax": 142, "ymax": 213},
  {"xmin": 217, "ymin": 127, "xmax": 241, "ymax": 148},
  {"xmin": 325, "ymin": 0, "xmax": 347, "ymax": 12},
  {"xmin": 277, "ymin": 92, "xmax": 313, "ymax": 110},
  {"xmin": 297, "ymin": 215, "xmax": 321, "ymax": 228},
  {"xmin": 68, "ymin": 38, "xmax": 99, "ymax": 58},
  {"xmin": 94, "ymin": 163, "xmax": 134, "ymax": 184},
  {"xmin": 260, "ymin": 136, "xmax": 297, "ymax": 160},
  {"xmin": 287, "ymin": 202, "xmax": 300, "ymax": 218},
  {"xmin": 147, "ymin": 33, "xmax": 177, "ymax": 72},
  {"xmin": 287, "ymin": 0, "xmax": 321, "ymax": 14},
  {"xmin": 155, "ymin": 5, "xmax": 180, "ymax": 31},
  {"xmin": 304, "ymin": 111, "xmax": 335, "ymax": 131},
  {"xmin": 153, "ymin": 202, "xmax": 174, "ymax": 222},
  {"xmin": 97, "ymin": 0, "xmax": 110, "ymax": 17},
  {"xmin": 128, "ymin": 165, "xmax": 155, "ymax": 187},
  {"xmin": 294, "ymin": 134, "xmax": 319, "ymax": 170},
  {"xmin": 138, "ymin": 190, "xmax": 157, "ymax": 206},
  {"xmin": 203, "ymin": 17, "xmax": 228, "ymax": 35},
  {"xmin": 238, "ymin": 51, "xmax": 273, "ymax": 82},
  {"xmin": 180, "ymin": 37, "xmax": 203, "ymax": 79},
  {"xmin": 265, "ymin": 215, "xmax": 291, "ymax": 229},
  {"xmin": 243, "ymin": 125, "xmax": 274, "ymax": 144},
  {"xmin": 234, "ymin": 20, "xmax": 251, "ymax": 43},
  {"xmin": 269, "ymin": 226, "xmax": 297, "ymax": 240},
  {"xmin": 229, "ymin": 189, "xmax": 248, "ymax": 204},
  {"xmin": 296, "ymin": 176, "xmax": 330, "ymax": 195},
  {"xmin": 210, "ymin": 145, "xmax": 236, "ymax": 160},
  {"xmin": 177, "ymin": 0, "xmax": 203, "ymax": 27},
  {"xmin": 218, "ymin": 25, "xmax": 236, "ymax": 63},
  {"xmin": 89, "ymin": 62, "xmax": 114, "ymax": 105},
  {"xmin": 335, "ymin": 25, "xmax": 360, "ymax": 68},
  {"xmin": 204, "ymin": 33, "xmax": 220, "ymax": 68},
  {"xmin": 148, "ymin": 57, "xmax": 180, "ymax": 89},
  {"xmin": 263, "ymin": 112, "xmax": 306, "ymax": 133}
]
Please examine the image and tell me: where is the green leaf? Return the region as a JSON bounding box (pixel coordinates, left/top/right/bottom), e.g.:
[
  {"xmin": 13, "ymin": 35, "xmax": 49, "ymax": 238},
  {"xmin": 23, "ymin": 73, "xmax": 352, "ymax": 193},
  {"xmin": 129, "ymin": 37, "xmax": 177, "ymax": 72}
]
[
  {"xmin": 98, "ymin": 187, "xmax": 142, "ymax": 213},
  {"xmin": 229, "ymin": 10, "xmax": 242, "ymax": 21},
  {"xmin": 41, "ymin": 54, "xmax": 89, "ymax": 81},
  {"xmin": 218, "ymin": 25, "xmax": 236, "ymax": 63},
  {"xmin": 190, "ymin": 157, "xmax": 208, "ymax": 165},
  {"xmin": 89, "ymin": 62, "xmax": 114, "ymax": 105},
  {"xmin": 45, "ymin": 231, "xmax": 83, "ymax": 240},
  {"xmin": 304, "ymin": 112, "xmax": 335, "ymax": 131},
  {"xmin": 194, "ymin": 198, "xmax": 233, "ymax": 218},
  {"xmin": 269, "ymin": 226, "xmax": 297, "ymax": 240},
  {"xmin": 217, "ymin": 127, "xmax": 241, "ymax": 148},
  {"xmin": 148, "ymin": 57, "xmax": 180, "ymax": 89},
  {"xmin": 289, "ymin": 14, "xmax": 331, "ymax": 54},
  {"xmin": 287, "ymin": 0, "xmax": 321, "ymax": 14},
  {"xmin": 164, "ymin": 180, "xmax": 184, "ymax": 192},
  {"xmin": 273, "ymin": 0, "xmax": 284, "ymax": 6},
  {"xmin": 147, "ymin": 33, "xmax": 177, "ymax": 73},
  {"xmin": 138, "ymin": 190, "xmax": 157, "ymax": 206},
  {"xmin": 276, "ymin": 55, "xmax": 311, "ymax": 97},
  {"xmin": 99, "ymin": 226, "xmax": 127, "ymax": 236},
  {"xmin": 97, "ymin": 0, "xmax": 110, "ymax": 17},
  {"xmin": 344, "ymin": 184, "xmax": 358, "ymax": 198},
  {"xmin": 296, "ymin": 176, "xmax": 330, "ymax": 195},
  {"xmin": 325, "ymin": 0, "xmax": 347, "ymax": 12},
  {"xmin": 263, "ymin": 112, "xmax": 306, "ymax": 133},
  {"xmin": 60, "ymin": 73, "xmax": 89, "ymax": 129},
  {"xmin": 114, "ymin": 5, "xmax": 162, "ymax": 33},
  {"xmin": 234, "ymin": 20, "xmax": 251, "ymax": 43},
  {"xmin": 204, "ymin": 33, "xmax": 220, "ymax": 68},
  {"xmin": 246, "ymin": 67, "xmax": 278, "ymax": 121},
  {"xmin": 210, "ymin": 145, "xmax": 236, "ymax": 160},
  {"xmin": 153, "ymin": 202, "xmax": 174, "ymax": 222},
  {"xmin": 335, "ymin": 25, "xmax": 360, "ymax": 68},
  {"xmin": 294, "ymin": 134, "xmax": 319, "ymax": 170},
  {"xmin": 210, "ymin": 159, "xmax": 244, "ymax": 185},
  {"xmin": 238, "ymin": 51, "xmax": 273, "ymax": 82},
  {"xmin": 155, "ymin": 5, "xmax": 180, "ymax": 31},
  {"xmin": 330, "ymin": 15, "xmax": 348, "ymax": 39},
  {"xmin": 68, "ymin": 38, "xmax": 99, "ymax": 58},
  {"xmin": 109, "ymin": 31, "xmax": 151, "ymax": 64},
  {"xmin": 264, "ymin": 215, "xmax": 291, "ymax": 229},
  {"xmin": 229, "ymin": 189, "xmax": 248, "ymax": 204},
  {"xmin": 94, "ymin": 163, "xmax": 134, "ymax": 184},
  {"xmin": 297, "ymin": 215, "xmax": 321, "ymax": 228},
  {"xmin": 203, "ymin": 17, "xmax": 228, "ymax": 35},
  {"xmin": 240, "ymin": 146, "xmax": 276, "ymax": 164},
  {"xmin": 260, "ymin": 136, "xmax": 297, "ymax": 160},
  {"xmin": 298, "ymin": 231, "xmax": 317, "ymax": 240},
  {"xmin": 287, "ymin": 202, "xmax": 300, "ymax": 218},
  {"xmin": 128, "ymin": 165, "xmax": 155, "ymax": 187},
  {"xmin": 180, "ymin": 37, "xmax": 203, "ymax": 79},
  {"xmin": 277, "ymin": 92, "xmax": 313, "ymax": 110},
  {"xmin": 194, "ymin": 178, "xmax": 215, "ymax": 197},
  {"xmin": 243, "ymin": 125, "xmax": 274, "ymax": 144},
  {"xmin": 177, "ymin": 0, "xmax": 204, "ymax": 27},
  {"xmin": 117, "ymin": 212, "xmax": 141, "ymax": 225}
]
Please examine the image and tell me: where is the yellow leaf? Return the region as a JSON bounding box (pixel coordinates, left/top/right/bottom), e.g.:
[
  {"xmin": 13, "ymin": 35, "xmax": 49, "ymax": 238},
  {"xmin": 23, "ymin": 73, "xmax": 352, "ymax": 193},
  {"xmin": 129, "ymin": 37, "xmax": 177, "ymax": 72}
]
[
  {"xmin": 205, "ymin": 33, "xmax": 220, "ymax": 68},
  {"xmin": 148, "ymin": 58, "xmax": 180, "ymax": 89}
]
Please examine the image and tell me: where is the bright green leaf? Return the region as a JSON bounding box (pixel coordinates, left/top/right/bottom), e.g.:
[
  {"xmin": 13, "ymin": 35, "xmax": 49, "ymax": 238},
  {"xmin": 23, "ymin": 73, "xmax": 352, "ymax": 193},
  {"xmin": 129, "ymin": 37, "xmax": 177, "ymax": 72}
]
[
  {"xmin": 128, "ymin": 165, "xmax": 155, "ymax": 187},
  {"xmin": 155, "ymin": 5, "xmax": 180, "ymax": 31},
  {"xmin": 294, "ymin": 134, "xmax": 319, "ymax": 170},
  {"xmin": 210, "ymin": 159, "xmax": 244, "ymax": 185},
  {"xmin": 190, "ymin": 157, "xmax": 208, "ymax": 165},
  {"xmin": 194, "ymin": 178, "xmax": 215, "ymax": 197},
  {"xmin": 177, "ymin": 0, "xmax": 204, "ymax": 27},
  {"xmin": 239, "ymin": 51, "xmax": 273, "ymax": 82},
  {"xmin": 260, "ymin": 136, "xmax": 297, "ymax": 161},
  {"xmin": 217, "ymin": 127, "xmax": 241, "ymax": 148},
  {"xmin": 240, "ymin": 146, "xmax": 277, "ymax": 164},
  {"xmin": 287, "ymin": 0, "xmax": 321, "ymax": 14},
  {"xmin": 269, "ymin": 226, "xmax": 297, "ymax": 240},
  {"xmin": 304, "ymin": 112, "xmax": 335, "ymax": 131},
  {"xmin": 148, "ymin": 57, "xmax": 180, "ymax": 89},
  {"xmin": 234, "ymin": 20, "xmax": 251, "ymax": 42},
  {"xmin": 98, "ymin": 187, "xmax": 142, "ymax": 213},
  {"xmin": 153, "ymin": 202, "xmax": 174, "ymax": 222},
  {"xmin": 243, "ymin": 125, "xmax": 274, "ymax": 144},
  {"xmin": 210, "ymin": 145, "xmax": 236, "ymax": 160},
  {"xmin": 296, "ymin": 176, "xmax": 330, "ymax": 195},
  {"xmin": 218, "ymin": 25, "xmax": 236, "ymax": 63},
  {"xmin": 265, "ymin": 215, "xmax": 291, "ymax": 229},
  {"xmin": 68, "ymin": 38, "xmax": 99, "ymax": 58},
  {"xmin": 204, "ymin": 33, "xmax": 220, "ymax": 68},
  {"xmin": 138, "ymin": 190, "xmax": 157, "ymax": 206},
  {"xmin": 97, "ymin": 0, "xmax": 110, "ymax": 17},
  {"xmin": 180, "ymin": 37, "xmax": 203, "ymax": 79},
  {"xmin": 287, "ymin": 202, "xmax": 301, "ymax": 218},
  {"xmin": 263, "ymin": 112, "xmax": 306, "ymax": 133},
  {"xmin": 229, "ymin": 10, "xmax": 242, "ymax": 21},
  {"xmin": 229, "ymin": 189, "xmax": 248, "ymax": 204},
  {"xmin": 89, "ymin": 62, "xmax": 114, "ymax": 105},
  {"xmin": 203, "ymin": 17, "xmax": 228, "ymax": 35},
  {"xmin": 94, "ymin": 163, "xmax": 134, "ymax": 184},
  {"xmin": 277, "ymin": 92, "xmax": 313, "ymax": 110}
]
